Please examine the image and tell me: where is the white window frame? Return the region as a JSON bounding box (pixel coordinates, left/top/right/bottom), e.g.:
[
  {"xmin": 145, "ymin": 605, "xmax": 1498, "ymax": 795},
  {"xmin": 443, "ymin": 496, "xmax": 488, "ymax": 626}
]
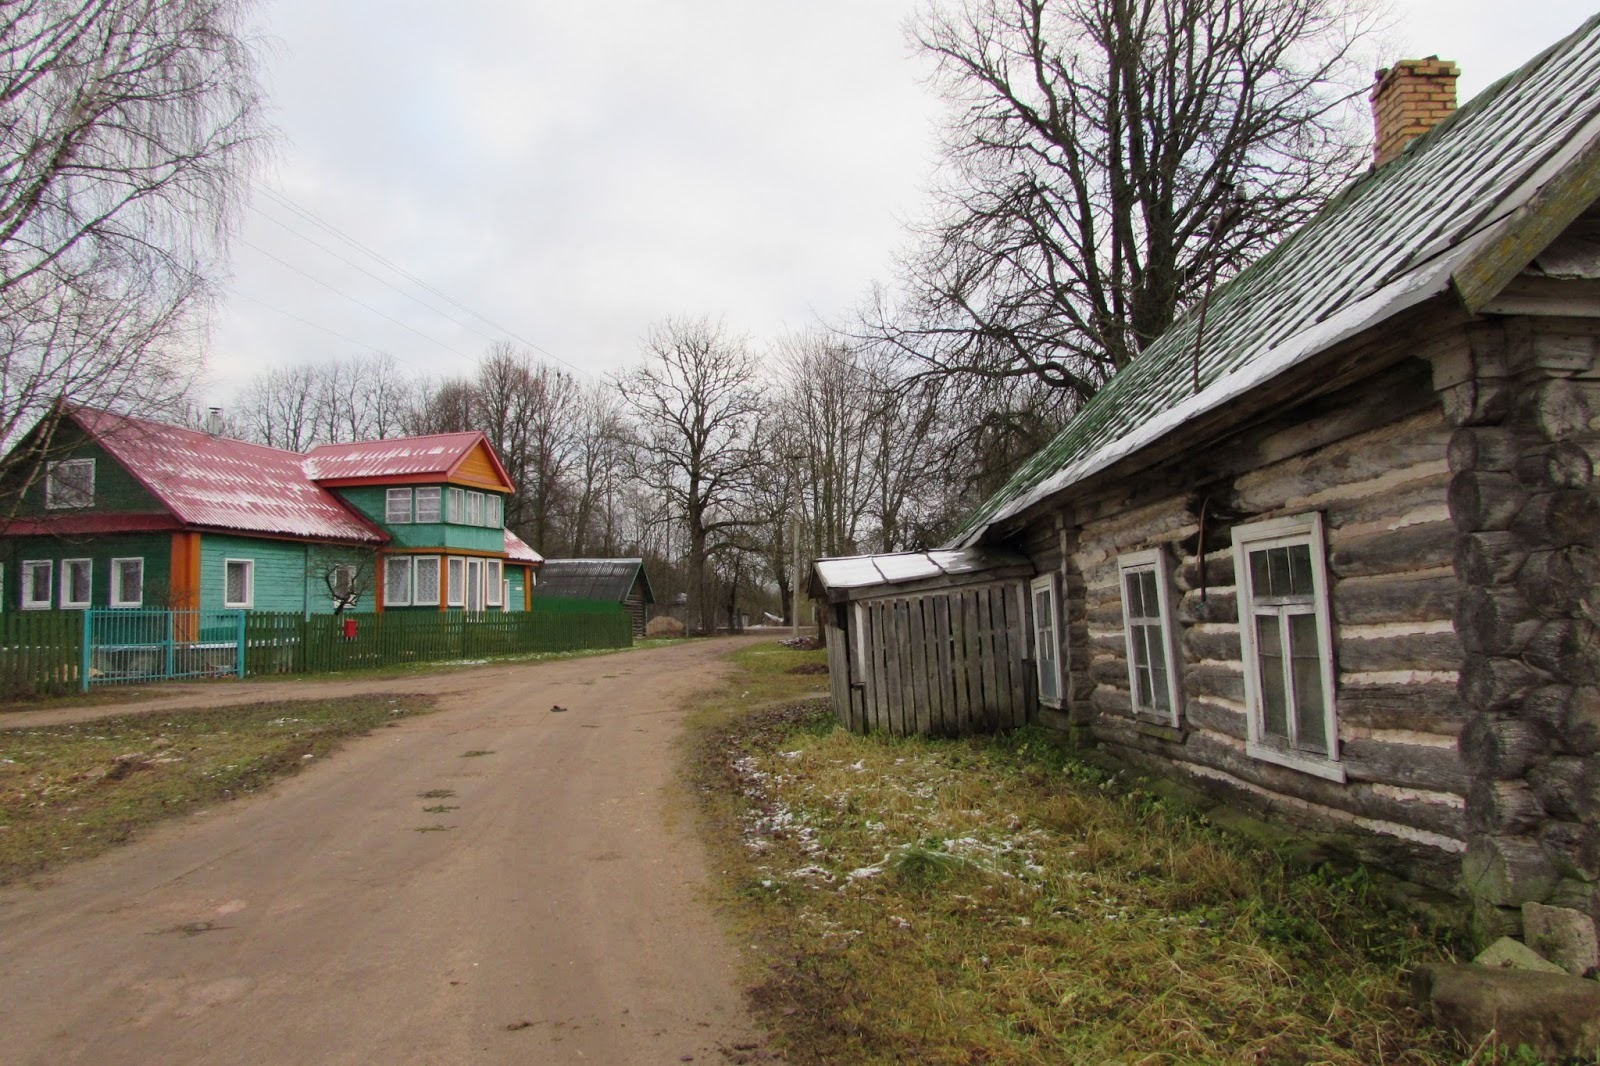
[
  {"xmin": 110, "ymin": 557, "xmax": 144, "ymax": 608},
  {"xmin": 223, "ymin": 558, "xmax": 254, "ymax": 609},
  {"xmin": 45, "ymin": 458, "xmax": 95, "ymax": 509},
  {"xmin": 485, "ymin": 559, "xmax": 503, "ymax": 606},
  {"xmin": 413, "ymin": 555, "xmax": 442, "ymax": 606},
  {"xmin": 385, "ymin": 487, "xmax": 413, "ymax": 524},
  {"xmin": 385, "ymin": 556, "xmax": 414, "ymax": 607},
  {"xmin": 446, "ymin": 557, "xmax": 466, "ymax": 607},
  {"xmin": 1116, "ymin": 548, "xmax": 1183, "ymax": 725},
  {"xmin": 330, "ymin": 564, "xmax": 357, "ymax": 604},
  {"xmin": 485, "ymin": 494, "xmax": 502, "ymax": 528},
  {"xmin": 1029, "ymin": 573, "xmax": 1064, "ymax": 708},
  {"xmin": 1233, "ymin": 513, "xmax": 1344, "ymax": 782},
  {"xmin": 59, "ymin": 558, "xmax": 92, "ymax": 609},
  {"xmin": 447, "ymin": 487, "xmax": 466, "ymax": 524},
  {"xmin": 467, "ymin": 491, "xmax": 484, "ymax": 526},
  {"xmin": 21, "ymin": 560, "xmax": 51, "ymax": 609},
  {"xmin": 414, "ymin": 486, "xmax": 442, "ymax": 523}
]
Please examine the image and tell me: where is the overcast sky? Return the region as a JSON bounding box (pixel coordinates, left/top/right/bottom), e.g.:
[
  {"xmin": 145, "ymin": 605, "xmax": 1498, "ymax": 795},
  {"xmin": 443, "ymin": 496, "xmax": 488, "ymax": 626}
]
[{"xmin": 198, "ymin": 0, "xmax": 1600, "ymax": 407}]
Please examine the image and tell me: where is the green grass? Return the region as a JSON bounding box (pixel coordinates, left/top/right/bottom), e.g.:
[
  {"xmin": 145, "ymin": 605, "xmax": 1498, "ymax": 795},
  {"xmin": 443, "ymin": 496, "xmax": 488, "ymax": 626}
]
[
  {"xmin": 688, "ymin": 643, "xmax": 1463, "ymax": 1065},
  {"xmin": 0, "ymin": 694, "xmax": 434, "ymax": 883}
]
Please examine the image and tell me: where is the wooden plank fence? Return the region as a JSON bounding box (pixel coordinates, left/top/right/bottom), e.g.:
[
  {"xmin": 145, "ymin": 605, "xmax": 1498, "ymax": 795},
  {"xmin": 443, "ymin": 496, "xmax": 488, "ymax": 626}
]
[
  {"xmin": 828, "ymin": 579, "xmax": 1032, "ymax": 737},
  {"xmin": 0, "ymin": 599, "xmax": 632, "ymax": 697}
]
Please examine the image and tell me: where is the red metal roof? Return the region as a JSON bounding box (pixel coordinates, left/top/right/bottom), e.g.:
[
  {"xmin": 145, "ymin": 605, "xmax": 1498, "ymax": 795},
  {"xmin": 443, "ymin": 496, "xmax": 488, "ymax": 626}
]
[
  {"xmin": 5, "ymin": 513, "xmax": 182, "ymax": 536},
  {"xmin": 71, "ymin": 407, "xmax": 386, "ymax": 544},
  {"xmin": 304, "ymin": 433, "xmax": 494, "ymax": 481},
  {"xmin": 504, "ymin": 529, "xmax": 543, "ymax": 564}
]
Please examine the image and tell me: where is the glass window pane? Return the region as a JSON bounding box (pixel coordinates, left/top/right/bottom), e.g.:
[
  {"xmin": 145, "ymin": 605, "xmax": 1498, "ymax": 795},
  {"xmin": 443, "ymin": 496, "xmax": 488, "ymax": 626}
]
[
  {"xmin": 1126, "ymin": 570, "xmax": 1145, "ymax": 617},
  {"xmin": 1147, "ymin": 627, "xmax": 1170, "ymax": 711},
  {"xmin": 414, "ymin": 558, "xmax": 441, "ymax": 604},
  {"xmin": 1249, "ymin": 548, "xmax": 1270, "ymax": 599},
  {"xmin": 1288, "ymin": 545, "xmax": 1314, "ymax": 598},
  {"xmin": 385, "ymin": 558, "xmax": 412, "ymax": 605},
  {"xmin": 414, "ymin": 488, "xmax": 441, "ymax": 523},
  {"xmin": 447, "ymin": 557, "xmax": 465, "ymax": 606},
  {"xmin": 1140, "ymin": 571, "xmax": 1159, "ymax": 620},
  {"xmin": 1290, "ymin": 613, "xmax": 1327, "ymax": 753},
  {"xmin": 1268, "ymin": 547, "xmax": 1292, "ymax": 598},
  {"xmin": 226, "ymin": 561, "xmax": 249, "ymax": 605},
  {"xmin": 1257, "ymin": 614, "xmax": 1288, "ymax": 739},
  {"xmin": 1135, "ymin": 662, "xmax": 1154, "ymax": 709}
]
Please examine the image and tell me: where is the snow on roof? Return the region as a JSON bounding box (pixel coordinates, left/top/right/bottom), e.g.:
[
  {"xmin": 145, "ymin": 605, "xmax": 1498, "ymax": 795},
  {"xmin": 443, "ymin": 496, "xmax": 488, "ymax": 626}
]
[
  {"xmin": 810, "ymin": 548, "xmax": 1031, "ymax": 602},
  {"xmin": 535, "ymin": 558, "xmax": 653, "ymax": 603},
  {"xmin": 952, "ymin": 14, "xmax": 1600, "ymax": 547},
  {"xmin": 303, "ymin": 433, "xmax": 487, "ymax": 481},
  {"xmin": 71, "ymin": 407, "xmax": 386, "ymax": 543},
  {"xmin": 504, "ymin": 529, "xmax": 543, "ymax": 564}
]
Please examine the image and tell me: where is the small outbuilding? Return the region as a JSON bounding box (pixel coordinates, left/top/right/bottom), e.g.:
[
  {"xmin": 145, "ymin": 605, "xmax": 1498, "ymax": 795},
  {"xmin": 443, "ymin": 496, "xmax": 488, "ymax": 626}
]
[{"xmin": 534, "ymin": 558, "xmax": 655, "ymax": 637}]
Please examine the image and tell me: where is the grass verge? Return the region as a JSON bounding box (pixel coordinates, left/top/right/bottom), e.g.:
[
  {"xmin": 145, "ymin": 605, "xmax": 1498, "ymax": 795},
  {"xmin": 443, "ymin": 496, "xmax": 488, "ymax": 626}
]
[
  {"xmin": 688, "ymin": 642, "xmax": 1462, "ymax": 1065},
  {"xmin": 0, "ymin": 693, "xmax": 434, "ymax": 883}
]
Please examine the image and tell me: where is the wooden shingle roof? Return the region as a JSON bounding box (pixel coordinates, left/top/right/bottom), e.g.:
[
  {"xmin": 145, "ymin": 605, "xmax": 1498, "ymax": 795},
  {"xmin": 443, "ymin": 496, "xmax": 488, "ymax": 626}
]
[{"xmin": 953, "ymin": 13, "xmax": 1600, "ymax": 547}]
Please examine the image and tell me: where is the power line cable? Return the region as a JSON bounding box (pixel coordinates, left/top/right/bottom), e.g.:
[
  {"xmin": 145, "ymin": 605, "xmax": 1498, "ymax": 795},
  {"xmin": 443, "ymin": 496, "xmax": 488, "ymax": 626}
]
[
  {"xmin": 228, "ymin": 292, "xmax": 392, "ymax": 357},
  {"xmin": 251, "ymin": 184, "xmax": 595, "ymax": 379},
  {"xmin": 236, "ymin": 236, "xmax": 474, "ymax": 360}
]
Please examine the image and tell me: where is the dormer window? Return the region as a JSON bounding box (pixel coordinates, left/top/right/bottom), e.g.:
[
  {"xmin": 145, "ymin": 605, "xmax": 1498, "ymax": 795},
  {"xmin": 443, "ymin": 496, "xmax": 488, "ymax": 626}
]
[
  {"xmin": 45, "ymin": 459, "xmax": 94, "ymax": 509},
  {"xmin": 414, "ymin": 487, "xmax": 442, "ymax": 523},
  {"xmin": 386, "ymin": 488, "xmax": 413, "ymax": 524}
]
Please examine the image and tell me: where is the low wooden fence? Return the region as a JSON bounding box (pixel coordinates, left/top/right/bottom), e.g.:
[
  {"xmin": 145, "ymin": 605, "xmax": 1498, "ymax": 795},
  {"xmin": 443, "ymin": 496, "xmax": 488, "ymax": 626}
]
[{"xmin": 0, "ymin": 599, "xmax": 632, "ymax": 696}]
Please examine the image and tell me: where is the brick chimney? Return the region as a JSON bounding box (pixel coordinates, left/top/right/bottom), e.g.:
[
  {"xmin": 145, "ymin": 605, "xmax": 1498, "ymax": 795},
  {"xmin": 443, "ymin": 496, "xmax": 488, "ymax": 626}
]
[{"xmin": 1370, "ymin": 56, "xmax": 1459, "ymax": 167}]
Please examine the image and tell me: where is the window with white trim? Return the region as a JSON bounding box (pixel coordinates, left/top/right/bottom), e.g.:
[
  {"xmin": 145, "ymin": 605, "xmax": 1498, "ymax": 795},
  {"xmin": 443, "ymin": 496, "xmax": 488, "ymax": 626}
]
[
  {"xmin": 224, "ymin": 559, "xmax": 254, "ymax": 608},
  {"xmin": 1233, "ymin": 514, "xmax": 1342, "ymax": 780},
  {"xmin": 21, "ymin": 560, "xmax": 51, "ymax": 609},
  {"xmin": 485, "ymin": 560, "xmax": 503, "ymax": 606},
  {"xmin": 467, "ymin": 491, "xmax": 484, "ymax": 526},
  {"xmin": 386, "ymin": 488, "xmax": 413, "ymax": 524},
  {"xmin": 1117, "ymin": 548, "xmax": 1182, "ymax": 723},
  {"xmin": 1030, "ymin": 574, "xmax": 1063, "ymax": 706},
  {"xmin": 414, "ymin": 556, "xmax": 441, "ymax": 606},
  {"xmin": 446, "ymin": 557, "xmax": 465, "ymax": 607},
  {"xmin": 110, "ymin": 557, "xmax": 143, "ymax": 608},
  {"xmin": 447, "ymin": 487, "xmax": 466, "ymax": 523},
  {"xmin": 414, "ymin": 487, "xmax": 442, "ymax": 523},
  {"xmin": 385, "ymin": 557, "xmax": 414, "ymax": 606},
  {"xmin": 60, "ymin": 559, "xmax": 91, "ymax": 609},
  {"xmin": 485, "ymin": 494, "xmax": 502, "ymax": 528},
  {"xmin": 45, "ymin": 459, "xmax": 94, "ymax": 509}
]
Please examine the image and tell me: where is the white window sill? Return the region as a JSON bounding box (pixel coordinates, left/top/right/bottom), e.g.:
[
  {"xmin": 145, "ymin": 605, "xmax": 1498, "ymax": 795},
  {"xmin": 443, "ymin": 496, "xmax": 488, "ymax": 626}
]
[
  {"xmin": 1247, "ymin": 742, "xmax": 1347, "ymax": 783},
  {"xmin": 110, "ymin": 602, "xmax": 142, "ymax": 609}
]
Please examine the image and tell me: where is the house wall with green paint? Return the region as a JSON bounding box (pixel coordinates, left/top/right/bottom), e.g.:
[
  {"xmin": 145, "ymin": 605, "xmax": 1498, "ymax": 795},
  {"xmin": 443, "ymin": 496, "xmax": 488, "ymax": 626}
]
[
  {"xmin": 506, "ymin": 568, "xmax": 525, "ymax": 612},
  {"xmin": 333, "ymin": 486, "xmax": 506, "ymax": 552},
  {"xmin": 8, "ymin": 424, "xmax": 166, "ymax": 518},
  {"xmin": 1, "ymin": 533, "xmax": 172, "ymax": 610},
  {"xmin": 196, "ymin": 534, "xmax": 371, "ymax": 615}
]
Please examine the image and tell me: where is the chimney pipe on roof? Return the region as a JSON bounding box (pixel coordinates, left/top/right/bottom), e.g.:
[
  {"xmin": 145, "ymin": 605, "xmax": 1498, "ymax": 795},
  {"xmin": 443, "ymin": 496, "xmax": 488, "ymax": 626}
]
[
  {"xmin": 1371, "ymin": 56, "xmax": 1459, "ymax": 168},
  {"xmin": 206, "ymin": 407, "xmax": 223, "ymax": 435}
]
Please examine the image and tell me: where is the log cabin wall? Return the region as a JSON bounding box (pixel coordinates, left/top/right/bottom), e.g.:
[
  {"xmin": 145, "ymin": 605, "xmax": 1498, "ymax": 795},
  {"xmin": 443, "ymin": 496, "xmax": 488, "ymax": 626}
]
[
  {"xmin": 1025, "ymin": 352, "xmax": 1472, "ymax": 890},
  {"xmin": 1441, "ymin": 316, "xmax": 1600, "ymax": 939}
]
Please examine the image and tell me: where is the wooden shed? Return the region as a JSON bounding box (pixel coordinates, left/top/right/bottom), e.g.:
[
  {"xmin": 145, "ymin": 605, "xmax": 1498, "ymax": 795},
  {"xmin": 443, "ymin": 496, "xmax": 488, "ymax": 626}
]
[
  {"xmin": 533, "ymin": 558, "xmax": 655, "ymax": 637},
  {"xmin": 810, "ymin": 549, "xmax": 1037, "ymax": 736}
]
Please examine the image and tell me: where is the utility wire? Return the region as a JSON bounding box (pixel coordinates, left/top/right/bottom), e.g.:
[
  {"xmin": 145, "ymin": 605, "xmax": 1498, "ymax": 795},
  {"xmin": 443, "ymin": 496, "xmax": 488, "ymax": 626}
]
[
  {"xmin": 251, "ymin": 185, "xmax": 595, "ymax": 379},
  {"xmin": 228, "ymin": 292, "xmax": 392, "ymax": 357},
  {"xmin": 236, "ymin": 236, "xmax": 474, "ymax": 360}
]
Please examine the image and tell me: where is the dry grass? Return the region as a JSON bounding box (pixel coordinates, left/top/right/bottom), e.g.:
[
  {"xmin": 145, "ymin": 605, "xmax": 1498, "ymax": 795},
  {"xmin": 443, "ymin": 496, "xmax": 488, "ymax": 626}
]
[
  {"xmin": 688, "ymin": 643, "xmax": 1463, "ymax": 1065},
  {"xmin": 0, "ymin": 694, "xmax": 434, "ymax": 883}
]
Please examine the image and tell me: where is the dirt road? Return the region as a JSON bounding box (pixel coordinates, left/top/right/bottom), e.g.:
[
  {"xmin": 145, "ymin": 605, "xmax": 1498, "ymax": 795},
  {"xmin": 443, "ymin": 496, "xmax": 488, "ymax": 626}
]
[{"xmin": 0, "ymin": 637, "xmax": 770, "ymax": 1064}]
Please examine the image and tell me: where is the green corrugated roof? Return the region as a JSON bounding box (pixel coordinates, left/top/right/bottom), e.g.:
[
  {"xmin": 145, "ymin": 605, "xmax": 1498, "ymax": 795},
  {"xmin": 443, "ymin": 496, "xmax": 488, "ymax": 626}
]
[{"xmin": 952, "ymin": 13, "xmax": 1600, "ymax": 547}]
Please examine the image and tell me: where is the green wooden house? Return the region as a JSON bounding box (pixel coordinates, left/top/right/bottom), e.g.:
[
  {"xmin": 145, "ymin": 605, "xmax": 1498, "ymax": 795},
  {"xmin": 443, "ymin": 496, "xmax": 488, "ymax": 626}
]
[{"xmin": 0, "ymin": 405, "xmax": 542, "ymax": 615}]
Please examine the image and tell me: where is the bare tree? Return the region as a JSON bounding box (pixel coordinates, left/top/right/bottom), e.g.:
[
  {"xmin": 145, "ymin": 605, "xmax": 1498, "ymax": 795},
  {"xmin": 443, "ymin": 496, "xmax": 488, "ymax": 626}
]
[
  {"xmin": 882, "ymin": 0, "xmax": 1375, "ymax": 402},
  {"xmin": 306, "ymin": 543, "xmax": 378, "ymax": 614},
  {"xmin": 616, "ymin": 316, "xmax": 766, "ymax": 635},
  {"xmin": 235, "ymin": 364, "xmax": 319, "ymax": 450},
  {"xmin": 0, "ymin": 0, "xmax": 268, "ymax": 496}
]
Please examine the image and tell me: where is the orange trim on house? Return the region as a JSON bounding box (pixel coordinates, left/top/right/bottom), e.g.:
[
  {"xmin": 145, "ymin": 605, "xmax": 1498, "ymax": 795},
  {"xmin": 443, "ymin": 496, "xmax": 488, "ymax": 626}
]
[
  {"xmin": 447, "ymin": 439, "xmax": 515, "ymax": 492},
  {"xmin": 438, "ymin": 554, "xmax": 449, "ymax": 612},
  {"xmin": 169, "ymin": 532, "xmax": 201, "ymax": 611},
  {"xmin": 524, "ymin": 566, "xmax": 532, "ymax": 611},
  {"xmin": 375, "ymin": 555, "xmax": 385, "ymax": 614}
]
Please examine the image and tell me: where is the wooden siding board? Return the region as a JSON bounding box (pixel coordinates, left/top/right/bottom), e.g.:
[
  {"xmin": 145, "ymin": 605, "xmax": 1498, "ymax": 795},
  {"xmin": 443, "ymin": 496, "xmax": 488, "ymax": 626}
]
[{"xmin": 908, "ymin": 597, "xmax": 930, "ymax": 737}]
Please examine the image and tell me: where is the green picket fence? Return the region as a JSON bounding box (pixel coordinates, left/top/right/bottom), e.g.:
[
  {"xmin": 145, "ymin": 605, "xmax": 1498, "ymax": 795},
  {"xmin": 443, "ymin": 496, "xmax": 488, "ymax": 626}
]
[
  {"xmin": 0, "ymin": 600, "xmax": 632, "ymax": 698},
  {"xmin": 0, "ymin": 611, "xmax": 83, "ymax": 696}
]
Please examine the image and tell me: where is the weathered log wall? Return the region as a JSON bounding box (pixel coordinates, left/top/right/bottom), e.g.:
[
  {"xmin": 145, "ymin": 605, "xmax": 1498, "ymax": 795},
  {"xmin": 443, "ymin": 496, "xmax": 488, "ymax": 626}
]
[
  {"xmin": 1443, "ymin": 319, "xmax": 1600, "ymax": 939},
  {"xmin": 1042, "ymin": 355, "xmax": 1472, "ymax": 888}
]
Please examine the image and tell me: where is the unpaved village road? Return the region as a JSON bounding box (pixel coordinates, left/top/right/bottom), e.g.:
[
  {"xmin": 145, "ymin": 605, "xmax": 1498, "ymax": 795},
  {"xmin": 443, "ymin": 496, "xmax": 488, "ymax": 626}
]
[{"xmin": 0, "ymin": 637, "xmax": 774, "ymax": 1065}]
